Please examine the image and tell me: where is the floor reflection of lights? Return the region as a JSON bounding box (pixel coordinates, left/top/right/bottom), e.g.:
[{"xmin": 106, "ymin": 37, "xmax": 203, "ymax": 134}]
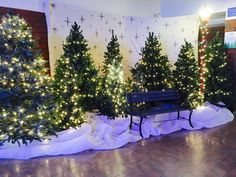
[{"xmin": 185, "ymin": 133, "xmax": 205, "ymax": 163}]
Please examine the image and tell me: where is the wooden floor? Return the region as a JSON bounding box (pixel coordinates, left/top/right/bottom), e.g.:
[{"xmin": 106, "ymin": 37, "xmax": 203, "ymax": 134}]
[{"xmin": 1, "ymin": 118, "xmax": 236, "ymax": 177}]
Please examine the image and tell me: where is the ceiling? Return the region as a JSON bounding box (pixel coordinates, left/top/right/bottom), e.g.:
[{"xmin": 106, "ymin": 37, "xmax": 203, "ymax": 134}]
[{"xmin": 54, "ymin": 0, "xmax": 236, "ymax": 17}]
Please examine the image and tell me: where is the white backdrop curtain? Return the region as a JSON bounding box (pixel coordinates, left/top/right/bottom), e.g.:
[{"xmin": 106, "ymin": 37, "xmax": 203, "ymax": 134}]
[{"xmin": 42, "ymin": 0, "xmax": 200, "ymax": 76}]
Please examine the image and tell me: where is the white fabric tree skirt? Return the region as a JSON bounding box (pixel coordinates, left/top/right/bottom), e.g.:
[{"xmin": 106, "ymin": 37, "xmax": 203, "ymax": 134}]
[{"xmin": 0, "ymin": 102, "xmax": 234, "ymax": 160}]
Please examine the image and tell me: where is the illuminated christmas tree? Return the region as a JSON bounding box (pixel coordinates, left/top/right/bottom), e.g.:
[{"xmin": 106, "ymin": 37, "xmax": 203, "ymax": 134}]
[
  {"xmin": 198, "ymin": 19, "xmax": 209, "ymax": 101},
  {"xmin": 130, "ymin": 32, "xmax": 172, "ymax": 91},
  {"xmin": 0, "ymin": 15, "xmax": 56, "ymax": 146},
  {"xmin": 98, "ymin": 31, "xmax": 126, "ymax": 118},
  {"xmin": 173, "ymin": 40, "xmax": 202, "ymax": 108},
  {"xmin": 205, "ymin": 32, "xmax": 233, "ymax": 107},
  {"xmin": 53, "ymin": 22, "xmax": 99, "ymax": 130}
]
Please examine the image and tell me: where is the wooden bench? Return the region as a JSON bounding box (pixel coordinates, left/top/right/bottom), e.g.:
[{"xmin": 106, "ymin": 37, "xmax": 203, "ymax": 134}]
[{"xmin": 126, "ymin": 89, "xmax": 194, "ymax": 137}]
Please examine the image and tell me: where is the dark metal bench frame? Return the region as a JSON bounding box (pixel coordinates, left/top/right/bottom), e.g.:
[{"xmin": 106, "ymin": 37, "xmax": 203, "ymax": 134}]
[{"xmin": 127, "ymin": 89, "xmax": 194, "ymax": 137}]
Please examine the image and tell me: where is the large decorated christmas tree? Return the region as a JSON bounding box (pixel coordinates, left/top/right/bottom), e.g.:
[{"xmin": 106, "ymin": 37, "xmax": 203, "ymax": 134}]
[
  {"xmin": 130, "ymin": 32, "xmax": 172, "ymax": 91},
  {"xmin": 205, "ymin": 32, "xmax": 232, "ymax": 107},
  {"xmin": 173, "ymin": 40, "xmax": 202, "ymax": 108},
  {"xmin": 98, "ymin": 31, "xmax": 126, "ymax": 118},
  {"xmin": 0, "ymin": 15, "xmax": 56, "ymax": 146},
  {"xmin": 53, "ymin": 22, "xmax": 99, "ymax": 130}
]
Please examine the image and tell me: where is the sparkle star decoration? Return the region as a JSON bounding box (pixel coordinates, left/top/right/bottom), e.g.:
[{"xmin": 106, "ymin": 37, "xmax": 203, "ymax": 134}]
[
  {"xmin": 164, "ymin": 22, "xmax": 169, "ymax": 29},
  {"xmin": 134, "ymin": 33, "xmax": 139, "ymax": 40},
  {"xmin": 50, "ymin": 2, "xmax": 56, "ymax": 9},
  {"xmin": 128, "ymin": 49, "xmax": 133, "ymax": 55},
  {"xmin": 64, "ymin": 17, "xmax": 70, "ymax": 27},
  {"xmin": 99, "ymin": 13, "xmax": 104, "ymax": 21},
  {"xmin": 80, "ymin": 15, "xmax": 85, "ymax": 24},
  {"xmin": 95, "ymin": 31, "xmax": 99, "ymax": 37},
  {"xmin": 130, "ymin": 16, "xmax": 134, "ymax": 23},
  {"xmin": 108, "ymin": 28, "xmax": 112, "ymax": 33},
  {"xmin": 52, "ymin": 27, "xmax": 58, "ymax": 33},
  {"xmin": 173, "ymin": 41, "xmax": 178, "ymax": 47}
]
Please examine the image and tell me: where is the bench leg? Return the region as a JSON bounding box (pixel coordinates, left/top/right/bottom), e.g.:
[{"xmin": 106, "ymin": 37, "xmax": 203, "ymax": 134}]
[
  {"xmin": 189, "ymin": 110, "xmax": 194, "ymax": 128},
  {"xmin": 130, "ymin": 115, "xmax": 133, "ymax": 129},
  {"xmin": 177, "ymin": 111, "xmax": 180, "ymax": 119},
  {"xmin": 139, "ymin": 116, "xmax": 144, "ymax": 138}
]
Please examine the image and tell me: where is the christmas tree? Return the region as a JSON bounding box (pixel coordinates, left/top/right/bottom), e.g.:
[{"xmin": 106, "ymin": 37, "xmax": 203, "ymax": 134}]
[
  {"xmin": 205, "ymin": 32, "xmax": 232, "ymax": 107},
  {"xmin": 130, "ymin": 32, "xmax": 172, "ymax": 91},
  {"xmin": 173, "ymin": 40, "xmax": 202, "ymax": 108},
  {"xmin": 98, "ymin": 31, "xmax": 126, "ymax": 118},
  {"xmin": 0, "ymin": 15, "xmax": 56, "ymax": 146},
  {"xmin": 53, "ymin": 22, "xmax": 99, "ymax": 130},
  {"xmin": 198, "ymin": 19, "xmax": 208, "ymax": 96}
]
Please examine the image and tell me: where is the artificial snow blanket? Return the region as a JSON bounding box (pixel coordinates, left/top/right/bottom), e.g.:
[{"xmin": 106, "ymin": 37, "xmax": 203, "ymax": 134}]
[{"xmin": 0, "ymin": 103, "xmax": 234, "ymax": 159}]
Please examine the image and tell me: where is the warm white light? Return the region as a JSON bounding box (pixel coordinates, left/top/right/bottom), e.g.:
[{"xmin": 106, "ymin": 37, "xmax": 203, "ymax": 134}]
[
  {"xmin": 199, "ymin": 5, "xmax": 212, "ymax": 20},
  {"xmin": 196, "ymin": 105, "xmax": 206, "ymax": 110}
]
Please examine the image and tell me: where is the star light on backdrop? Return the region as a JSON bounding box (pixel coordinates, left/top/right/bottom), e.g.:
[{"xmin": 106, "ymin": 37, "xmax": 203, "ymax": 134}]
[{"xmin": 47, "ymin": 1, "xmax": 199, "ymax": 74}]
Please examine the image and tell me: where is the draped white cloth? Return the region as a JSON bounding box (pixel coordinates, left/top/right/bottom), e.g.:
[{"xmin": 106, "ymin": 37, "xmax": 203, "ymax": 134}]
[{"xmin": 0, "ymin": 103, "xmax": 234, "ymax": 160}]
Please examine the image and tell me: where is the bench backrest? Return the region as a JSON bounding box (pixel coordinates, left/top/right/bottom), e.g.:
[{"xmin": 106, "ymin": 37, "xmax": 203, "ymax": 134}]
[{"xmin": 127, "ymin": 89, "xmax": 179, "ymax": 104}]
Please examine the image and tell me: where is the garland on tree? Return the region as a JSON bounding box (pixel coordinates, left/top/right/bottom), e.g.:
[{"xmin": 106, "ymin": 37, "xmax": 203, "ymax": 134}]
[
  {"xmin": 130, "ymin": 32, "xmax": 172, "ymax": 92},
  {"xmin": 98, "ymin": 31, "xmax": 126, "ymax": 118},
  {"xmin": 0, "ymin": 15, "xmax": 56, "ymax": 146},
  {"xmin": 205, "ymin": 32, "xmax": 233, "ymax": 107},
  {"xmin": 53, "ymin": 22, "xmax": 99, "ymax": 130},
  {"xmin": 173, "ymin": 40, "xmax": 202, "ymax": 108}
]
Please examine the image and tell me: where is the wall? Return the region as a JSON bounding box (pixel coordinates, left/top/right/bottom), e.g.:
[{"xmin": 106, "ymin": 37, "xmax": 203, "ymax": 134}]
[
  {"xmin": 1, "ymin": 0, "xmax": 236, "ymax": 18},
  {"xmin": 0, "ymin": 0, "xmax": 44, "ymax": 12},
  {"xmin": 161, "ymin": 0, "xmax": 236, "ymax": 17},
  {"xmin": 0, "ymin": 0, "xmax": 160, "ymax": 17},
  {"xmin": 53, "ymin": 0, "xmax": 161, "ymax": 17},
  {"xmin": 225, "ymin": 19, "xmax": 236, "ymax": 110}
]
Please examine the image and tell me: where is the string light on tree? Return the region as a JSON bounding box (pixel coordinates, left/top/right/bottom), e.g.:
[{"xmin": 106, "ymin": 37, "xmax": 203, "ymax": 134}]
[
  {"xmin": 204, "ymin": 32, "xmax": 233, "ymax": 107},
  {"xmin": 98, "ymin": 30, "xmax": 126, "ymax": 118},
  {"xmin": 0, "ymin": 15, "xmax": 56, "ymax": 146},
  {"xmin": 130, "ymin": 32, "xmax": 172, "ymax": 92},
  {"xmin": 198, "ymin": 15, "xmax": 210, "ymax": 98},
  {"xmin": 53, "ymin": 22, "xmax": 99, "ymax": 130},
  {"xmin": 173, "ymin": 40, "xmax": 202, "ymax": 108}
]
